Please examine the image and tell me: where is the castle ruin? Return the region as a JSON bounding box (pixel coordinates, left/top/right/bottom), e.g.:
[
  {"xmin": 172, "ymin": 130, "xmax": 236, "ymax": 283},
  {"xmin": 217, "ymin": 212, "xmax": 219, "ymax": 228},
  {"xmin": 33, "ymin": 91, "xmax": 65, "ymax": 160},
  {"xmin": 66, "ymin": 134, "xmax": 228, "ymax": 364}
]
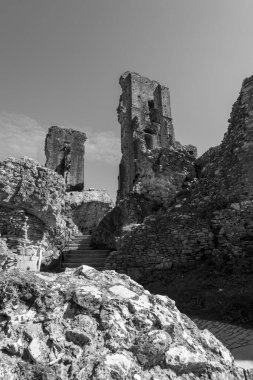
[
  {"xmin": 45, "ymin": 126, "xmax": 87, "ymax": 191},
  {"xmin": 117, "ymin": 72, "xmax": 175, "ymax": 200},
  {"xmin": 100, "ymin": 73, "xmax": 253, "ymax": 280}
]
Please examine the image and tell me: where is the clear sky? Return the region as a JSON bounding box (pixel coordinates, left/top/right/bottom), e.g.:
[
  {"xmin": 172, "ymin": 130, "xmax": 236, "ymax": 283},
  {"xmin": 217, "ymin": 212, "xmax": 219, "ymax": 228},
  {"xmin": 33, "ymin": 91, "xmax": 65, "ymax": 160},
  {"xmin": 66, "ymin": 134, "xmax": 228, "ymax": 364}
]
[{"xmin": 0, "ymin": 0, "xmax": 253, "ymax": 200}]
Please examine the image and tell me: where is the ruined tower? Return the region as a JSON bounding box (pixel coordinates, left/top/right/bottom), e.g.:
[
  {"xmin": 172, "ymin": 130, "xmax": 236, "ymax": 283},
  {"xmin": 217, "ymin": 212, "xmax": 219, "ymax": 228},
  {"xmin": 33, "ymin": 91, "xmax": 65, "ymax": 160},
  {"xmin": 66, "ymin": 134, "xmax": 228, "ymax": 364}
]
[
  {"xmin": 45, "ymin": 126, "xmax": 87, "ymax": 191},
  {"xmin": 117, "ymin": 72, "xmax": 175, "ymax": 200}
]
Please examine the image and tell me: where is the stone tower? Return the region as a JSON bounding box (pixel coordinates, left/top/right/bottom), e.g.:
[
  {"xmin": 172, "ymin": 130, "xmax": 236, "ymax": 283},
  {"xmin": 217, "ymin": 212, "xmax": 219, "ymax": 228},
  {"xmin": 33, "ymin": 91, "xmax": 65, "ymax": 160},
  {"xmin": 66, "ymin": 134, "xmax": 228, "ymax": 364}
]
[
  {"xmin": 45, "ymin": 126, "xmax": 87, "ymax": 191},
  {"xmin": 117, "ymin": 72, "xmax": 175, "ymax": 200}
]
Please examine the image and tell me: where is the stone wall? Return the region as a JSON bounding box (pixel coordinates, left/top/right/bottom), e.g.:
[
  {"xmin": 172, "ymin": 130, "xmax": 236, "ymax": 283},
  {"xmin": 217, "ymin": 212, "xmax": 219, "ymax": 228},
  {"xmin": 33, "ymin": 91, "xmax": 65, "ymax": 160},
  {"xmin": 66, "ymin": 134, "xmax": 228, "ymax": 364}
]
[
  {"xmin": 65, "ymin": 190, "xmax": 114, "ymax": 235},
  {"xmin": 0, "ymin": 207, "xmax": 61, "ymax": 270},
  {"xmin": 117, "ymin": 72, "xmax": 195, "ymax": 202},
  {"xmin": 102, "ymin": 74, "xmax": 253, "ymax": 280},
  {"xmin": 45, "ymin": 126, "xmax": 87, "ymax": 191},
  {"xmin": 92, "ymin": 72, "xmax": 197, "ymax": 249},
  {"xmin": 0, "ymin": 157, "xmax": 78, "ymax": 270},
  {"xmin": 105, "ymin": 204, "xmax": 253, "ymax": 280},
  {"xmin": 91, "ymin": 193, "xmax": 160, "ymax": 249}
]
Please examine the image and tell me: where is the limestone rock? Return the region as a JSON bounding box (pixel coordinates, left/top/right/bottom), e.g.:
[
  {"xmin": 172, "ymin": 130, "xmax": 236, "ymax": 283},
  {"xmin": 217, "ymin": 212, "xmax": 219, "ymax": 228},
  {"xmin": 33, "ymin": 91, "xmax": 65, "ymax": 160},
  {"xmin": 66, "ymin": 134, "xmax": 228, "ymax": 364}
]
[
  {"xmin": 0, "ymin": 267, "xmax": 244, "ymax": 379},
  {"xmin": 0, "ymin": 238, "xmax": 16, "ymax": 270},
  {"xmin": 0, "ymin": 157, "xmax": 65, "ymax": 226},
  {"xmin": 0, "ymin": 157, "xmax": 77, "ymax": 268}
]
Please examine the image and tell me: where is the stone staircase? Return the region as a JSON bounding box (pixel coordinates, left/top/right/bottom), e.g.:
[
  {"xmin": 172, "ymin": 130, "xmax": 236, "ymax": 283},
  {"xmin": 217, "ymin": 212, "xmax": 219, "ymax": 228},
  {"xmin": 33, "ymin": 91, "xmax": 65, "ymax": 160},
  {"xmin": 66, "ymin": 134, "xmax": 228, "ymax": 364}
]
[{"xmin": 61, "ymin": 233, "xmax": 111, "ymax": 270}]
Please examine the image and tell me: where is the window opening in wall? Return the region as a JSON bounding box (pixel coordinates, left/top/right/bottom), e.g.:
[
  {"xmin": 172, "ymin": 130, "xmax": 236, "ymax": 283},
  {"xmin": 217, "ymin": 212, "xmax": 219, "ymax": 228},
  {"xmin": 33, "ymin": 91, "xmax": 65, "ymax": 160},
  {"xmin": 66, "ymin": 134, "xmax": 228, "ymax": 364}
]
[
  {"xmin": 144, "ymin": 133, "xmax": 153, "ymax": 149},
  {"xmin": 144, "ymin": 127, "xmax": 155, "ymax": 135},
  {"xmin": 148, "ymin": 99, "xmax": 160, "ymax": 123},
  {"xmin": 144, "ymin": 126, "xmax": 158, "ymax": 150},
  {"xmin": 148, "ymin": 100, "xmax": 154, "ymax": 110}
]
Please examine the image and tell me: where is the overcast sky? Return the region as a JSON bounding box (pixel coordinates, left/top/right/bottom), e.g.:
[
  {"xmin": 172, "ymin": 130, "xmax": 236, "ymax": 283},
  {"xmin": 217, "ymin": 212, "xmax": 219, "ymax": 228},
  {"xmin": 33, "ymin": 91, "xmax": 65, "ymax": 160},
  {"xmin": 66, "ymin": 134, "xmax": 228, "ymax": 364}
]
[{"xmin": 0, "ymin": 0, "xmax": 253, "ymax": 200}]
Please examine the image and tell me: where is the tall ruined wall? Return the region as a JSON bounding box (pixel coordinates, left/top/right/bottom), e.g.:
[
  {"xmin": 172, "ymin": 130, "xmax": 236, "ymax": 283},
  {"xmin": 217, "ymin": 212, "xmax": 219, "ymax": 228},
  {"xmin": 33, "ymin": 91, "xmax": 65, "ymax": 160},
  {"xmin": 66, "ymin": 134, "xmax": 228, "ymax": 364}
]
[
  {"xmin": 193, "ymin": 75, "xmax": 253, "ymax": 204},
  {"xmin": 45, "ymin": 126, "xmax": 87, "ymax": 191},
  {"xmin": 117, "ymin": 72, "xmax": 179, "ymax": 201},
  {"xmin": 116, "ymin": 72, "xmax": 197, "ymax": 204},
  {"xmin": 92, "ymin": 72, "xmax": 197, "ymax": 248},
  {"xmin": 104, "ymin": 75, "xmax": 253, "ymax": 280}
]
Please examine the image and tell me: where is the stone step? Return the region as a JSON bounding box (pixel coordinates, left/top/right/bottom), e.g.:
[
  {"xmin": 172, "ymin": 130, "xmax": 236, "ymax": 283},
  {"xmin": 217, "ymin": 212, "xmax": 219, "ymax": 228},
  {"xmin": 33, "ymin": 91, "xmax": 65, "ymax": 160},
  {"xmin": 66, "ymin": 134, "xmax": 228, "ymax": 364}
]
[
  {"xmin": 61, "ymin": 262, "xmax": 104, "ymax": 270},
  {"xmin": 74, "ymin": 234, "xmax": 91, "ymax": 237},
  {"xmin": 63, "ymin": 245, "xmax": 95, "ymax": 252},
  {"xmin": 74, "ymin": 233, "xmax": 90, "ymax": 236},
  {"xmin": 63, "ymin": 251, "xmax": 107, "ymax": 258},
  {"xmin": 63, "ymin": 256, "xmax": 107, "ymax": 264},
  {"xmin": 65, "ymin": 249, "xmax": 110, "ymax": 255},
  {"xmin": 63, "ymin": 248, "xmax": 91, "ymax": 253},
  {"xmin": 64, "ymin": 252, "xmax": 109, "ymax": 260},
  {"xmin": 70, "ymin": 240, "xmax": 91, "ymax": 245},
  {"xmin": 72, "ymin": 235, "xmax": 91, "ymax": 240},
  {"xmin": 66, "ymin": 244, "xmax": 92, "ymax": 251},
  {"xmin": 69, "ymin": 241, "xmax": 92, "ymax": 245},
  {"xmin": 70, "ymin": 242, "xmax": 91, "ymax": 246},
  {"xmin": 61, "ymin": 233, "xmax": 109, "ymax": 270}
]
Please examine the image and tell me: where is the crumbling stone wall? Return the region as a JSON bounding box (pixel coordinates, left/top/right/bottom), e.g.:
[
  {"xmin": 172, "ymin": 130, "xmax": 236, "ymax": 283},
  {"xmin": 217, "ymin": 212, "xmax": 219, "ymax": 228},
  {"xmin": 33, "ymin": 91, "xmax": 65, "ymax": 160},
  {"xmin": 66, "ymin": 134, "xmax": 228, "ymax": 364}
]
[
  {"xmin": 0, "ymin": 157, "xmax": 78, "ymax": 269},
  {"xmin": 105, "ymin": 212, "xmax": 214, "ymax": 279},
  {"xmin": 117, "ymin": 72, "xmax": 196, "ymax": 204},
  {"xmin": 92, "ymin": 72, "xmax": 197, "ymax": 249},
  {"xmin": 45, "ymin": 126, "xmax": 87, "ymax": 191},
  {"xmin": 101, "ymin": 74, "xmax": 253, "ymax": 279},
  {"xmin": 91, "ymin": 193, "xmax": 159, "ymax": 249},
  {"xmin": 0, "ymin": 207, "xmax": 60, "ymax": 269},
  {"xmin": 65, "ymin": 190, "xmax": 114, "ymax": 235}
]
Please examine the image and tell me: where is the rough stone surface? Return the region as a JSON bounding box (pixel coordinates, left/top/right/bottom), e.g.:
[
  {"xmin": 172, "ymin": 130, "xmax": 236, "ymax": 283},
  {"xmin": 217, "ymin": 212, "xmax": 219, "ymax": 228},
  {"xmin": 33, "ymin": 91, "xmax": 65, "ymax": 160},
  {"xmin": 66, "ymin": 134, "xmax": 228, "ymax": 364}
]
[
  {"xmin": 0, "ymin": 157, "xmax": 77, "ymax": 269},
  {"xmin": 65, "ymin": 190, "xmax": 114, "ymax": 235},
  {"xmin": 0, "ymin": 266, "xmax": 246, "ymax": 379},
  {"xmin": 94, "ymin": 73, "xmax": 253, "ymax": 279},
  {"xmin": 93, "ymin": 72, "xmax": 197, "ymax": 249},
  {"xmin": 117, "ymin": 71, "xmax": 196, "ymax": 205},
  {"xmin": 0, "ymin": 238, "xmax": 15, "ymax": 270},
  {"xmin": 91, "ymin": 193, "xmax": 158, "ymax": 249},
  {"xmin": 45, "ymin": 126, "xmax": 87, "ymax": 191}
]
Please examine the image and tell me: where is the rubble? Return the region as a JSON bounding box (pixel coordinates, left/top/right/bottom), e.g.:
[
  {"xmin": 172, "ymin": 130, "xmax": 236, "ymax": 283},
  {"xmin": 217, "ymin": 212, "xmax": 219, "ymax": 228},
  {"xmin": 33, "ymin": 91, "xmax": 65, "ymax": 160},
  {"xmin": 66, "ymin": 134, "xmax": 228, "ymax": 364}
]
[
  {"xmin": 0, "ymin": 157, "xmax": 77, "ymax": 269},
  {"xmin": 0, "ymin": 266, "xmax": 246, "ymax": 379}
]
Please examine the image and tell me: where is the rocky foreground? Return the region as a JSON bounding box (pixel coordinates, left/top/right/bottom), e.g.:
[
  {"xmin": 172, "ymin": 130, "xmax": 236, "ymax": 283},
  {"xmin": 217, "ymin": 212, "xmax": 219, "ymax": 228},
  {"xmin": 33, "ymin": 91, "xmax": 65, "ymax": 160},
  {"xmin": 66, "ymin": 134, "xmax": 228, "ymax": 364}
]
[{"xmin": 0, "ymin": 267, "xmax": 250, "ymax": 379}]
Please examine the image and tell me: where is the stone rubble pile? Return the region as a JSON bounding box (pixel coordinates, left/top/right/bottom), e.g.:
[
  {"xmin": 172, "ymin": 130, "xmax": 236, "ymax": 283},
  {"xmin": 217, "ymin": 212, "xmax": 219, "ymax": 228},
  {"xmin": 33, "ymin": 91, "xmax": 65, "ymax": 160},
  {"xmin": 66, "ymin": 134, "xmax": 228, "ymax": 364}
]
[
  {"xmin": 0, "ymin": 157, "xmax": 77, "ymax": 269},
  {"xmin": 0, "ymin": 266, "xmax": 248, "ymax": 379}
]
